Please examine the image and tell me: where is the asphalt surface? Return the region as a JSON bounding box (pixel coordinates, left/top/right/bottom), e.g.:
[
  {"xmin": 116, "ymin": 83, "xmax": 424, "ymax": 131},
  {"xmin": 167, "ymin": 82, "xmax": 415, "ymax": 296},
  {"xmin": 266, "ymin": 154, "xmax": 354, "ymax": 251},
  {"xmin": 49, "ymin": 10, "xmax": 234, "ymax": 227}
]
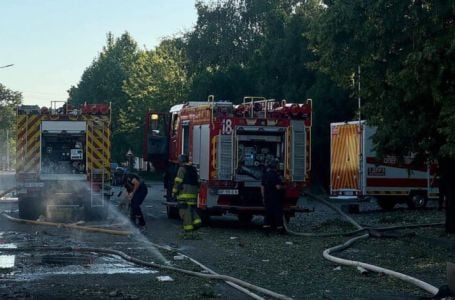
[{"xmin": 0, "ymin": 171, "xmax": 454, "ymax": 299}]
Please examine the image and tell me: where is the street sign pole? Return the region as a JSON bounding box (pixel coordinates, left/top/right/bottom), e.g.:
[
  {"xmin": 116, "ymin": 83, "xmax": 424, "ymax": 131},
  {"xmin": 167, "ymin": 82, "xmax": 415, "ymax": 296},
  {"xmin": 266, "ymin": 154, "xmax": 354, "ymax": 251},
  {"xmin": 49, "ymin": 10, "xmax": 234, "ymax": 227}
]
[{"xmin": 6, "ymin": 129, "xmax": 9, "ymax": 170}]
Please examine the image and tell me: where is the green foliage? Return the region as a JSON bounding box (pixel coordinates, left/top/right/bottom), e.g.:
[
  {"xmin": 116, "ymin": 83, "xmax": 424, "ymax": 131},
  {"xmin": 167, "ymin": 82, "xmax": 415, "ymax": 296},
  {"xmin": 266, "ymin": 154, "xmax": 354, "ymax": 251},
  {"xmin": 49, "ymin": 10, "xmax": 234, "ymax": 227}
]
[
  {"xmin": 307, "ymin": 74, "xmax": 354, "ymax": 187},
  {"xmin": 122, "ymin": 38, "xmax": 191, "ymax": 153},
  {"xmin": 186, "ymin": 0, "xmax": 260, "ymax": 73},
  {"xmin": 0, "ymin": 83, "xmax": 22, "ymax": 129},
  {"xmin": 0, "ymin": 83, "xmax": 22, "ymax": 167},
  {"xmin": 68, "ymin": 33, "xmax": 191, "ymax": 161},
  {"xmin": 250, "ymin": 1, "xmax": 316, "ymax": 100},
  {"xmin": 123, "ymin": 38, "xmax": 190, "ymax": 115},
  {"xmin": 307, "ymin": 0, "xmax": 455, "ymax": 162},
  {"xmin": 68, "ymin": 32, "xmax": 140, "ymax": 162},
  {"xmin": 187, "ymin": 65, "xmax": 256, "ymax": 102},
  {"xmin": 185, "ymin": 0, "xmax": 352, "ymax": 186},
  {"xmin": 67, "ymin": 0, "xmax": 455, "ymax": 230}
]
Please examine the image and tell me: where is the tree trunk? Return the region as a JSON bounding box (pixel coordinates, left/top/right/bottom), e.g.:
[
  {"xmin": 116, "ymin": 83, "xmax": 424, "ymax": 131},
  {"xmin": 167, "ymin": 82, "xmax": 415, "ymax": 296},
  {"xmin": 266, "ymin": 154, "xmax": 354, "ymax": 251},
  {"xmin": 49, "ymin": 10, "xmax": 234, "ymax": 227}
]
[{"xmin": 444, "ymin": 159, "xmax": 455, "ymax": 233}]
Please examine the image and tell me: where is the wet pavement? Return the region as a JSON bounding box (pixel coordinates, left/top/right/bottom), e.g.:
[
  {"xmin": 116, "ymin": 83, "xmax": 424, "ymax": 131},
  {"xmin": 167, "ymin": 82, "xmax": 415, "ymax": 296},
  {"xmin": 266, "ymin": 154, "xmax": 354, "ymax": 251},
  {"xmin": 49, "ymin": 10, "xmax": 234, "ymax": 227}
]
[
  {"xmin": 0, "ymin": 171, "xmax": 246, "ymax": 299},
  {"xmin": 0, "ymin": 171, "xmax": 453, "ymax": 299}
]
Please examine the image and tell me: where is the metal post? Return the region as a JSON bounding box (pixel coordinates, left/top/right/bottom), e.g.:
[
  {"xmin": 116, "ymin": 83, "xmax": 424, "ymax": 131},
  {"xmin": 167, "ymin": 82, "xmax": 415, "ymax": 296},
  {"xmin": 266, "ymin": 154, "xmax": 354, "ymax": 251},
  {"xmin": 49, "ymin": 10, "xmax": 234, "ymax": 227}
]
[
  {"xmin": 357, "ymin": 65, "xmax": 363, "ymax": 197},
  {"xmin": 6, "ymin": 129, "xmax": 9, "ymax": 170},
  {"xmin": 127, "ymin": 149, "xmax": 134, "ymax": 172},
  {"xmin": 358, "ymin": 65, "xmax": 361, "ymax": 122}
]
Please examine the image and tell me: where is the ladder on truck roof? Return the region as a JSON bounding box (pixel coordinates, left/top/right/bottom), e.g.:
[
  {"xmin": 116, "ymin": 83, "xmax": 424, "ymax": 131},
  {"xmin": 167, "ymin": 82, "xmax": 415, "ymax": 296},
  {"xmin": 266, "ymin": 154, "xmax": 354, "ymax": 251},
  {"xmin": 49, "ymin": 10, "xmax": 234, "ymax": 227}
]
[{"xmin": 89, "ymin": 117, "xmax": 106, "ymax": 208}]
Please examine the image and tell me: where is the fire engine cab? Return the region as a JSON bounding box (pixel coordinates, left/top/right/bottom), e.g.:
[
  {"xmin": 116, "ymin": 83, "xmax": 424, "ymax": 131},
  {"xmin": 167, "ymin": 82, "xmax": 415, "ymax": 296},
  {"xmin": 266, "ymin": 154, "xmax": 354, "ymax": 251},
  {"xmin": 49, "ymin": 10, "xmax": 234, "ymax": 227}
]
[{"xmin": 144, "ymin": 96, "xmax": 312, "ymax": 223}]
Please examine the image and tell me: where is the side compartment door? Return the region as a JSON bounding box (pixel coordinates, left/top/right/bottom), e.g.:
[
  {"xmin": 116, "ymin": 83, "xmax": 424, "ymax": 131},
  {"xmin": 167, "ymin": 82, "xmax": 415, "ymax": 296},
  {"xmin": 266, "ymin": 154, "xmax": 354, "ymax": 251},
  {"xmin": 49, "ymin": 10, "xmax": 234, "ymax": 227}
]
[
  {"xmin": 217, "ymin": 133, "xmax": 233, "ymax": 181},
  {"xmin": 192, "ymin": 124, "xmax": 210, "ymax": 180},
  {"xmin": 291, "ymin": 120, "xmax": 306, "ymax": 181},
  {"xmin": 330, "ymin": 123, "xmax": 361, "ymax": 195}
]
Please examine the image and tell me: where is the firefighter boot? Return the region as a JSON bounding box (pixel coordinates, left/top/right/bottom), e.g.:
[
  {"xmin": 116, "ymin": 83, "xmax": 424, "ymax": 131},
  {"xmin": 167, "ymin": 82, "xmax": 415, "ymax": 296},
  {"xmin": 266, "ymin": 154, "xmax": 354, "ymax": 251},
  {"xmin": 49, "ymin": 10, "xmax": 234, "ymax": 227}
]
[
  {"xmin": 192, "ymin": 217, "xmax": 202, "ymax": 230},
  {"xmin": 179, "ymin": 231, "xmax": 192, "ymax": 240},
  {"xmin": 277, "ymin": 226, "xmax": 287, "ymax": 235},
  {"xmin": 263, "ymin": 225, "xmax": 272, "ymax": 237}
]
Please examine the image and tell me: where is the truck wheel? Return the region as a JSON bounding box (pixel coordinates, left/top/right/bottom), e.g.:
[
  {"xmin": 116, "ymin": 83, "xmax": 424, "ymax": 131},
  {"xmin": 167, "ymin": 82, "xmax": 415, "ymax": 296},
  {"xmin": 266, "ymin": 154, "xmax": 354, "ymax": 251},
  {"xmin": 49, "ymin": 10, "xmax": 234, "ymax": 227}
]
[
  {"xmin": 284, "ymin": 213, "xmax": 291, "ymax": 224},
  {"xmin": 407, "ymin": 194, "xmax": 427, "ymax": 210},
  {"xmin": 18, "ymin": 197, "xmax": 42, "ymax": 220},
  {"xmin": 377, "ymin": 197, "xmax": 396, "ymax": 211},
  {"xmin": 199, "ymin": 212, "xmax": 211, "ymax": 226},
  {"xmin": 166, "ymin": 206, "xmax": 180, "ymax": 219},
  {"xmin": 238, "ymin": 214, "xmax": 253, "ymax": 226}
]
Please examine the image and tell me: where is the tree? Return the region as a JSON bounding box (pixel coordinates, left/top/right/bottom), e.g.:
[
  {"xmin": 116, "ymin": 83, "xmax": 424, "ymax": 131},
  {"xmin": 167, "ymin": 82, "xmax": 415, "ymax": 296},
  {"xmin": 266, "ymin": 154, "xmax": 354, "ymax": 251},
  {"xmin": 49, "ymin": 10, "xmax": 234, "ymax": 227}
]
[
  {"xmin": 185, "ymin": 0, "xmax": 353, "ymax": 188},
  {"xmin": 186, "ymin": 0, "xmax": 259, "ymax": 73},
  {"xmin": 307, "ymin": 0, "xmax": 455, "ymax": 232},
  {"xmin": 185, "ymin": 0, "xmax": 266, "ymax": 102},
  {"xmin": 122, "ymin": 38, "xmax": 191, "ymax": 154},
  {"xmin": 0, "ymin": 84, "xmax": 22, "ymax": 169},
  {"xmin": 68, "ymin": 32, "xmax": 140, "ymax": 162}
]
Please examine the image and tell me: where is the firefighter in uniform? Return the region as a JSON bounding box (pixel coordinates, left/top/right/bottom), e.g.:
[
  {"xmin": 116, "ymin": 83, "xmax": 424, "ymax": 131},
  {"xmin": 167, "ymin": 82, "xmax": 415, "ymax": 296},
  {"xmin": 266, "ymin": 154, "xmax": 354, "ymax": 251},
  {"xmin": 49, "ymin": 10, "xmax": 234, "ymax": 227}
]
[
  {"xmin": 125, "ymin": 173, "xmax": 148, "ymax": 231},
  {"xmin": 172, "ymin": 154, "xmax": 202, "ymax": 237},
  {"xmin": 261, "ymin": 160, "xmax": 285, "ymax": 235}
]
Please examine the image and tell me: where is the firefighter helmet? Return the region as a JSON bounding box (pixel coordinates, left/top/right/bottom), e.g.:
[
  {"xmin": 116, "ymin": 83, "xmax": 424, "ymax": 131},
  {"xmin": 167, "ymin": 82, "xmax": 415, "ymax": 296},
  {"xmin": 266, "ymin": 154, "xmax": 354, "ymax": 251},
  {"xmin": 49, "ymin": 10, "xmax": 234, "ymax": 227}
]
[{"xmin": 179, "ymin": 154, "xmax": 189, "ymax": 164}]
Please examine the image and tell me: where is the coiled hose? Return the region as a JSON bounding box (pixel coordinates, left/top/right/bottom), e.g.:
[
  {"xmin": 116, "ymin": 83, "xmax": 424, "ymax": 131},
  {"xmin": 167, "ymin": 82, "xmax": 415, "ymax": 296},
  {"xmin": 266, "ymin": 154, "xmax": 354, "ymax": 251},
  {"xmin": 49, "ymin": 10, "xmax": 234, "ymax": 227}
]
[{"xmin": 285, "ymin": 192, "xmax": 442, "ymax": 296}]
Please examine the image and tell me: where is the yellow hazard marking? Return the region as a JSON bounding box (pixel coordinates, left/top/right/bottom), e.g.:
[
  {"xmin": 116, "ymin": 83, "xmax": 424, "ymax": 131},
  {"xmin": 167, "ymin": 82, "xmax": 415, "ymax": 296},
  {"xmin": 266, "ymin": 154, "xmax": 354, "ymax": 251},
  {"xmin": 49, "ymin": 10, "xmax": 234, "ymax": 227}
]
[
  {"xmin": 86, "ymin": 119, "xmax": 111, "ymax": 176},
  {"xmin": 331, "ymin": 124, "xmax": 360, "ymax": 190},
  {"xmin": 17, "ymin": 115, "xmax": 42, "ymax": 173},
  {"xmin": 211, "ymin": 135, "xmax": 217, "ymax": 178}
]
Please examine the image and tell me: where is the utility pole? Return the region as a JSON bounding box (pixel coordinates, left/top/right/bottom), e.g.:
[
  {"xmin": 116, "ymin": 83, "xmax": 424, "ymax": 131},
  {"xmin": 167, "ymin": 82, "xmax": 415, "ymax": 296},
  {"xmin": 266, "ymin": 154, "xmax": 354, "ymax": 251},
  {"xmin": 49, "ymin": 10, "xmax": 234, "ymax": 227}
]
[
  {"xmin": 127, "ymin": 149, "xmax": 134, "ymax": 171},
  {"xmin": 358, "ymin": 65, "xmax": 361, "ymax": 123},
  {"xmin": 6, "ymin": 129, "xmax": 9, "ymax": 171},
  {"xmin": 357, "ymin": 65, "xmax": 364, "ymax": 197}
]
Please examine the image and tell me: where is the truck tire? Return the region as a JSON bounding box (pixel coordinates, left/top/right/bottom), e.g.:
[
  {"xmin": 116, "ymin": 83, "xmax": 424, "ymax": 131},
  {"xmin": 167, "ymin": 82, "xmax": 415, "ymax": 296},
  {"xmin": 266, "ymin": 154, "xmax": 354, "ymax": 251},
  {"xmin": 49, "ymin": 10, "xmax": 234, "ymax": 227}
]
[
  {"xmin": 238, "ymin": 214, "xmax": 253, "ymax": 226},
  {"xmin": 407, "ymin": 194, "xmax": 428, "ymax": 210},
  {"xmin": 377, "ymin": 197, "xmax": 396, "ymax": 211},
  {"xmin": 166, "ymin": 206, "xmax": 180, "ymax": 219},
  {"xmin": 18, "ymin": 197, "xmax": 42, "ymax": 220},
  {"xmin": 199, "ymin": 211, "xmax": 211, "ymax": 226},
  {"xmin": 284, "ymin": 213, "xmax": 291, "ymax": 224}
]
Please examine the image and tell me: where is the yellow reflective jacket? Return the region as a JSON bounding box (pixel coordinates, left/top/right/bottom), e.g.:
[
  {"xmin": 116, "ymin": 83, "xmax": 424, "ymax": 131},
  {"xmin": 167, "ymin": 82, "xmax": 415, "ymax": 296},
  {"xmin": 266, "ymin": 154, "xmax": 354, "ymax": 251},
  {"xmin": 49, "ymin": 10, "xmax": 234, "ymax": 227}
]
[{"xmin": 172, "ymin": 165, "xmax": 199, "ymax": 203}]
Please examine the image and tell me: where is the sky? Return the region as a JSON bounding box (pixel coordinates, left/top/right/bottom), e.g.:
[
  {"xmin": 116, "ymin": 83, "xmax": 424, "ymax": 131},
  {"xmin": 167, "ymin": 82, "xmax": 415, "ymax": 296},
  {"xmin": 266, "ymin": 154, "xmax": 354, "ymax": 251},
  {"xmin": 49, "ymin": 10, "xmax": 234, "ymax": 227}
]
[{"xmin": 0, "ymin": 0, "xmax": 198, "ymax": 107}]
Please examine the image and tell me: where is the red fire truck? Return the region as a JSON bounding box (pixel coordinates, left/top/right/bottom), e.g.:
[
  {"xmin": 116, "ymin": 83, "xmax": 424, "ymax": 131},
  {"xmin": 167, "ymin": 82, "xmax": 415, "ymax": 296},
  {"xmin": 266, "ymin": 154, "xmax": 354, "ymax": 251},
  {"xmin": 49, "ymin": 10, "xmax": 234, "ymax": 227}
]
[
  {"xmin": 16, "ymin": 102, "xmax": 112, "ymax": 221},
  {"xmin": 144, "ymin": 96, "xmax": 312, "ymax": 223}
]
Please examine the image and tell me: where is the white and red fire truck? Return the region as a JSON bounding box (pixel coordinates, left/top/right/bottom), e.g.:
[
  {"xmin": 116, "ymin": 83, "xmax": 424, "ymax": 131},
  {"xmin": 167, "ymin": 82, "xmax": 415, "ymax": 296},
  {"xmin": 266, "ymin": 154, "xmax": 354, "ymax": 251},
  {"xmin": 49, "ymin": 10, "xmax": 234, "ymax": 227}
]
[
  {"xmin": 16, "ymin": 102, "xmax": 112, "ymax": 221},
  {"xmin": 330, "ymin": 121, "xmax": 439, "ymax": 209},
  {"xmin": 144, "ymin": 96, "xmax": 312, "ymax": 223}
]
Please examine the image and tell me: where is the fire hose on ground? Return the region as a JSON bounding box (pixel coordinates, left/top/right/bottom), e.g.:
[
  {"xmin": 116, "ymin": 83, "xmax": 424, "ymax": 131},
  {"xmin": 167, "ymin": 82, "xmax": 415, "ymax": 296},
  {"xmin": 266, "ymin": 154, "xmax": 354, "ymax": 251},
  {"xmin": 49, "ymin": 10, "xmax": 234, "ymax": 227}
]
[
  {"xmin": 284, "ymin": 191, "xmax": 443, "ymax": 297},
  {"xmin": 2, "ymin": 213, "xmax": 132, "ymax": 236},
  {"xmin": 2, "ymin": 187, "xmax": 444, "ymax": 298},
  {"xmin": 0, "ymin": 186, "xmax": 279, "ymax": 299},
  {"xmin": 1, "ymin": 213, "xmax": 288, "ymax": 300},
  {"xmin": 0, "ymin": 186, "xmax": 16, "ymax": 199},
  {"xmin": 0, "ymin": 245, "xmax": 290, "ymax": 300}
]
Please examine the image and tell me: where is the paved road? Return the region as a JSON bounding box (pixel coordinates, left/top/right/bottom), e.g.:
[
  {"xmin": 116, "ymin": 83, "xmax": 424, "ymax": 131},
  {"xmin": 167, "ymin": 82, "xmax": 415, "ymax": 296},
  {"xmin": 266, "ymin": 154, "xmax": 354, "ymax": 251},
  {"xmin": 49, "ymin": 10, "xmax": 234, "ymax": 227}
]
[
  {"xmin": 0, "ymin": 172, "xmax": 451, "ymax": 299},
  {"xmin": 0, "ymin": 172, "xmax": 248, "ymax": 299}
]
